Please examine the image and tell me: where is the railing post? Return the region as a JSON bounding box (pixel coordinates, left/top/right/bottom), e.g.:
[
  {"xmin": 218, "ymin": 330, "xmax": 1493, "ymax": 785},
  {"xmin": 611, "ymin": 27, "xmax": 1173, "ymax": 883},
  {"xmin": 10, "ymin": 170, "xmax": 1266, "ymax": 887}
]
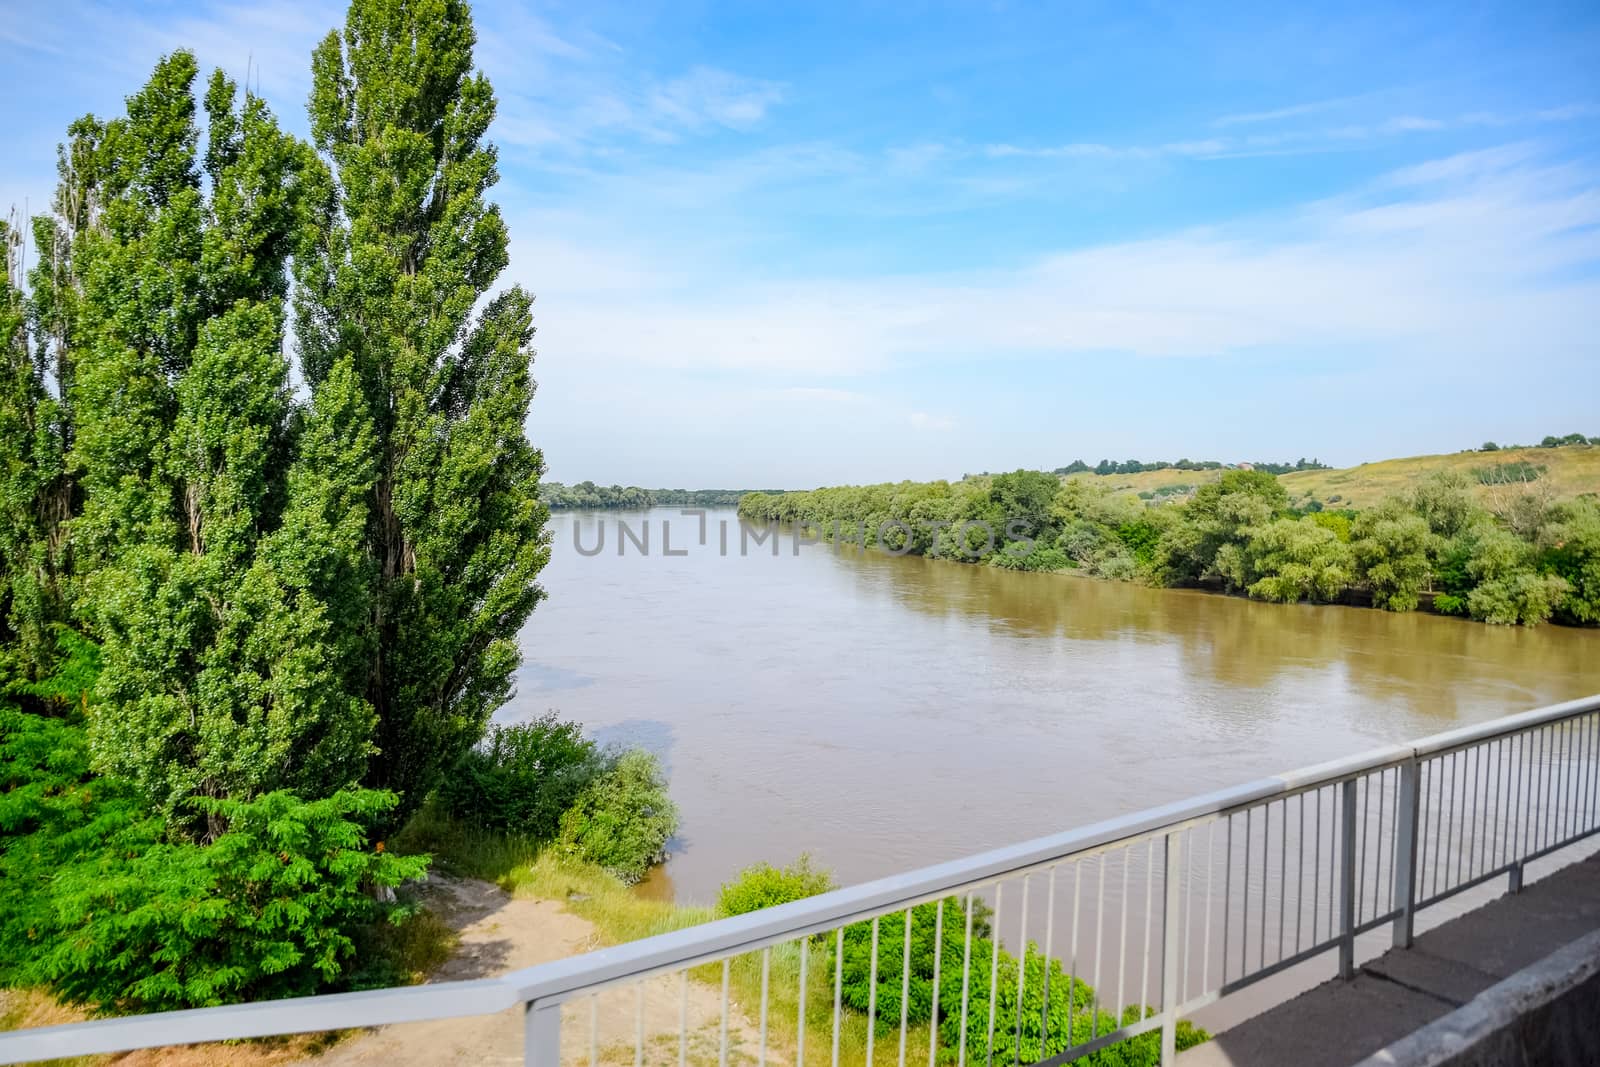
[
  {"xmin": 1160, "ymin": 831, "xmax": 1183, "ymax": 1064},
  {"xmin": 1338, "ymin": 778, "xmax": 1358, "ymax": 979},
  {"xmin": 1391, "ymin": 757, "xmax": 1422, "ymax": 948},
  {"xmin": 524, "ymin": 999, "xmax": 561, "ymax": 1067},
  {"xmin": 1508, "ymin": 863, "xmax": 1524, "ymax": 894}
]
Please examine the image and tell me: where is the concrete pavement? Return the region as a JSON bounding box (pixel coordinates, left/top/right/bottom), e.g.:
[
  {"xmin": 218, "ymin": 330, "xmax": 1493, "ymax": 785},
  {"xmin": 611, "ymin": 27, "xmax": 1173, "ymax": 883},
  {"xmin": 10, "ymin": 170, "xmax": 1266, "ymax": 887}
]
[{"xmin": 1176, "ymin": 851, "xmax": 1600, "ymax": 1067}]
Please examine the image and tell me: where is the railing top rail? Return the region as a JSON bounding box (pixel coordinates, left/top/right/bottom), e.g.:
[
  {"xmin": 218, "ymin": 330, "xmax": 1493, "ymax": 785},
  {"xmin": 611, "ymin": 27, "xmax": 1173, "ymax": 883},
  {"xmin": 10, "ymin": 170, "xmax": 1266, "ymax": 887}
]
[{"xmin": 4, "ymin": 692, "xmax": 1598, "ymax": 1065}]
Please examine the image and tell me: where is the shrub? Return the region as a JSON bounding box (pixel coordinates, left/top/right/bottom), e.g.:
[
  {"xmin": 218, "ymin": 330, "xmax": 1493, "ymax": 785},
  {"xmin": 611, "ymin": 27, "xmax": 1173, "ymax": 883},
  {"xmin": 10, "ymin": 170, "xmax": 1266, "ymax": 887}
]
[
  {"xmin": 838, "ymin": 898, "xmax": 1206, "ymax": 1065},
  {"xmin": 1352, "ymin": 504, "xmax": 1432, "ymax": 612},
  {"xmin": 438, "ymin": 714, "xmax": 610, "ymax": 837},
  {"xmin": 1544, "ymin": 498, "xmax": 1600, "ymax": 625},
  {"xmin": 1, "ymin": 705, "xmax": 427, "ymax": 1013},
  {"xmin": 717, "ymin": 854, "xmax": 835, "ymax": 917},
  {"xmin": 558, "ymin": 749, "xmax": 679, "ymax": 884}
]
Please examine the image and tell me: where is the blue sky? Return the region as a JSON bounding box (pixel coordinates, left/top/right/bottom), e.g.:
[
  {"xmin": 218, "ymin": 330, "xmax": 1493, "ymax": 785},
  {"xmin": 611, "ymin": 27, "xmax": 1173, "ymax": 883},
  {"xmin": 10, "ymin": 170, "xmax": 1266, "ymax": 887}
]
[{"xmin": 3, "ymin": 1, "xmax": 1598, "ymax": 487}]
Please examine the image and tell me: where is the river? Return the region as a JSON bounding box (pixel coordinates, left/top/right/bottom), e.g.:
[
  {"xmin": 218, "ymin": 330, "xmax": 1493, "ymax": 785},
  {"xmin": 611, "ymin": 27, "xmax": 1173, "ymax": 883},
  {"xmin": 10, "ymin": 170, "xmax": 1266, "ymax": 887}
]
[{"xmin": 504, "ymin": 507, "xmax": 1600, "ymax": 906}]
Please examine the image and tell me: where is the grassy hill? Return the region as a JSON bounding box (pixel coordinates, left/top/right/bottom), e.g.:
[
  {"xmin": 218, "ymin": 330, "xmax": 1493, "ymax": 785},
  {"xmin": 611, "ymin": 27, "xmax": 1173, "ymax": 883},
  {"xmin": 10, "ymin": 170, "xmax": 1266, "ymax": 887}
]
[
  {"xmin": 1278, "ymin": 445, "xmax": 1600, "ymax": 509},
  {"xmin": 1065, "ymin": 445, "xmax": 1600, "ymax": 509}
]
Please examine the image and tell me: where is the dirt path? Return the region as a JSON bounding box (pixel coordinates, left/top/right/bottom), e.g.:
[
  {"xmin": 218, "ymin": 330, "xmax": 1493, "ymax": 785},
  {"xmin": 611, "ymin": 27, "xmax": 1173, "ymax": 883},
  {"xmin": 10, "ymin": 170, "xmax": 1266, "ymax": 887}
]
[{"xmin": 298, "ymin": 877, "xmax": 778, "ymax": 1067}]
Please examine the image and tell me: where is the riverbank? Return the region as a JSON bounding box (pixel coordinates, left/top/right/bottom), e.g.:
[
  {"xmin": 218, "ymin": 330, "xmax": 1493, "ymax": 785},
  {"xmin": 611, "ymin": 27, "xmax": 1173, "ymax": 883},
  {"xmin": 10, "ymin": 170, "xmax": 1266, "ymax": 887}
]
[{"xmin": 736, "ymin": 467, "xmax": 1599, "ymax": 628}]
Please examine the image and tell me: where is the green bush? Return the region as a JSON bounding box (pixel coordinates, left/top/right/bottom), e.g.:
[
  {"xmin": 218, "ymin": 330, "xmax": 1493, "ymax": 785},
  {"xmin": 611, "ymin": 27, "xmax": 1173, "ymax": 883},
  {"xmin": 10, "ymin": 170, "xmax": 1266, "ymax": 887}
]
[
  {"xmin": 1545, "ymin": 498, "xmax": 1600, "ymax": 625},
  {"xmin": 837, "ymin": 898, "xmax": 1207, "ymax": 1065},
  {"xmin": 558, "ymin": 748, "xmax": 679, "ymax": 884},
  {"xmin": 717, "ymin": 854, "xmax": 835, "ymax": 917},
  {"xmin": 438, "ymin": 714, "xmax": 610, "ymax": 836},
  {"xmin": 0, "ymin": 705, "xmax": 427, "ymax": 1013}
]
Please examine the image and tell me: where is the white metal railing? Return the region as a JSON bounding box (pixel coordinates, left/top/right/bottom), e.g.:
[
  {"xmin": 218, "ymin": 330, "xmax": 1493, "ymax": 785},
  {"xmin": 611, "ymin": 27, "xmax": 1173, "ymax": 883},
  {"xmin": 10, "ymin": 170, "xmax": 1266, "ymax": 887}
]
[{"xmin": 3, "ymin": 694, "xmax": 1598, "ymax": 1066}]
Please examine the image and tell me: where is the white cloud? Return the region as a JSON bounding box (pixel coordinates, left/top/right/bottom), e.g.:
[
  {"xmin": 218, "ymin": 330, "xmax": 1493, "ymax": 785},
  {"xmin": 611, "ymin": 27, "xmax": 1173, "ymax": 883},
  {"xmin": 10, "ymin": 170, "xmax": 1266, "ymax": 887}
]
[
  {"xmin": 509, "ymin": 145, "xmax": 1600, "ymax": 378},
  {"xmin": 650, "ymin": 67, "xmax": 785, "ymax": 131}
]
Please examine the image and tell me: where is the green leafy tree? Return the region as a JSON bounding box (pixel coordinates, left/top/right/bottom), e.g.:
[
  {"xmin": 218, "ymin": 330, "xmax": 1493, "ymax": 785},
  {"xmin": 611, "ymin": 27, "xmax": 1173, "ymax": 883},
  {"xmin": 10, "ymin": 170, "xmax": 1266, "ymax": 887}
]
[
  {"xmin": 1159, "ymin": 470, "xmax": 1288, "ymax": 586},
  {"xmin": 1224, "ymin": 517, "xmax": 1353, "ymax": 603},
  {"xmin": 298, "ymin": 0, "xmax": 550, "ymax": 824},
  {"xmin": 1351, "ymin": 501, "xmax": 1433, "ymax": 611},
  {"xmin": 51, "ymin": 57, "xmax": 375, "ymax": 827},
  {"xmin": 557, "ymin": 749, "xmax": 679, "ymax": 884},
  {"xmin": 1460, "ymin": 524, "xmax": 1568, "ymax": 626},
  {"xmin": 1543, "ymin": 498, "xmax": 1600, "ymax": 624}
]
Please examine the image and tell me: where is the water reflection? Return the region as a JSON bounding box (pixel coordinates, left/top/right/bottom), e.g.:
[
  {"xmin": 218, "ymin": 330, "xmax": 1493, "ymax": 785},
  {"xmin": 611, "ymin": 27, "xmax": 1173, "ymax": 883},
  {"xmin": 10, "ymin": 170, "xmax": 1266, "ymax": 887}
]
[{"xmin": 845, "ymin": 550, "xmax": 1598, "ymax": 722}]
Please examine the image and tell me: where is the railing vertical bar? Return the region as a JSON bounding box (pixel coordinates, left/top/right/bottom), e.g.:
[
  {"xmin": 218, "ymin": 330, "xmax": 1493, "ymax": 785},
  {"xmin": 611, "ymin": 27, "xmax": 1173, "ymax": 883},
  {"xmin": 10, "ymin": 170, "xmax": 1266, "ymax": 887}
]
[
  {"xmin": 1222, "ymin": 813, "xmax": 1233, "ymax": 985},
  {"xmin": 929, "ymin": 898, "xmax": 944, "ymax": 1067},
  {"xmin": 1435, "ymin": 753, "xmax": 1449, "ymax": 896},
  {"xmin": 867, "ymin": 916, "xmax": 880, "ymax": 1066},
  {"xmin": 1391, "ymin": 757, "xmax": 1421, "ymax": 949},
  {"xmin": 590, "ymin": 994, "xmax": 598, "ymax": 1067},
  {"xmin": 1487, "ymin": 740, "xmax": 1501, "ymax": 879},
  {"xmin": 1258, "ymin": 803, "xmax": 1269, "ymax": 972},
  {"xmin": 718, "ymin": 960, "xmax": 729, "ymax": 1067},
  {"xmin": 1117, "ymin": 849, "xmax": 1130, "ymax": 1023},
  {"xmin": 833, "ymin": 927, "xmax": 843, "ymax": 1067},
  {"xmin": 1141, "ymin": 839, "xmax": 1155, "ymax": 1013},
  {"xmin": 1276, "ymin": 798, "xmax": 1287, "ymax": 963},
  {"xmin": 1456, "ymin": 749, "xmax": 1471, "ymax": 888},
  {"xmin": 1567, "ymin": 719, "xmax": 1580, "ymax": 840},
  {"xmin": 1564, "ymin": 719, "xmax": 1575, "ymax": 840},
  {"xmin": 1376, "ymin": 768, "xmax": 1389, "ymax": 915},
  {"xmin": 1015, "ymin": 876, "xmax": 1030, "ymax": 1065},
  {"xmin": 1339, "ymin": 779, "xmax": 1358, "ymax": 979},
  {"xmin": 1311, "ymin": 791, "xmax": 1321, "ymax": 946},
  {"xmin": 1241, "ymin": 807, "xmax": 1252, "ymax": 979},
  {"xmin": 1504, "ymin": 739, "xmax": 1516, "ymax": 870},
  {"xmin": 1528, "ymin": 728, "xmax": 1539, "ymax": 859},
  {"xmin": 1542, "ymin": 726, "xmax": 1554, "ymax": 853},
  {"xmin": 1203, "ymin": 819, "xmax": 1216, "ymax": 993},
  {"xmin": 960, "ymin": 893, "xmax": 975, "ymax": 1066},
  {"xmin": 1070, "ymin": 862, "xmax": 1084, "ymax": 1044},
  {"xmin": 681, "ymin": 972, "xmax": 690, "ymax": 1067},
  {"xmin": 638, "ymin": 980, "xmax": 647, "ymax": 1067},
  {"xmin": 901, "ymin": 907, "xmax": 913, "ymax": 1067},
  {"xmin": 1183, "ymin": 827, "xmax": 1196, "ymax": 1003},
  {"xmin": 1093, "ymin": 857, "xmax": 1105, "ymax": 1040},
  {"xmin": 1160, "ymin": 832, "xmax": 1184, "ymax": 1065},
  {"xmin": 1358, "ymin": 775, "xmax": 1371, "ymax": 926},
  {"xmin": 524, "ymin": 1000, "xmax": 562, "ymax": 1067},
  {"xmin": 1558, "ymin": 720, "xmax": 1571, "ymax": 843},
  {"xmin": 1042, "ymin": 866, "xmax": 1058, "ymax": 1050},
  {"xmin": 987, "ymin": 886, "xmax": 1003, "ymax": 1065},
  {"xmin": 1473, "ymin": 744, "xmax": 1488, "ymax": 879},
  {"xmin": 1292, "ymin": 793, "xmax": 1305, "ymax": 953},
  {"xmin": 759, "ymin": 947, "xmax": 771, "ymax": 1067},
  {"xmin": 797, "ymin": 939, "xmax": 808, "ymax": 1067}
]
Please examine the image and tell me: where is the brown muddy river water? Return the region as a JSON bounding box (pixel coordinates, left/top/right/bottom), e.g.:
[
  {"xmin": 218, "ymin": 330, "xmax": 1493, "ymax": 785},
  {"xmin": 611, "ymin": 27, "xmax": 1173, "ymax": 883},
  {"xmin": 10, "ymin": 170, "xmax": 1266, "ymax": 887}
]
[{"xmin": 506, "ymin": 508, "xmax": 1600, "ymax": 907}]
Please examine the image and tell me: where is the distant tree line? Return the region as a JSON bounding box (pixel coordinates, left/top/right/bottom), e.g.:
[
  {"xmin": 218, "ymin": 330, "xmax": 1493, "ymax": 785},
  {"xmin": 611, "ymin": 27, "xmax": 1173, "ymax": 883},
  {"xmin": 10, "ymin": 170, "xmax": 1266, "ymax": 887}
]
[
  {"xmin": 739, "ymin": 468, "xmax": 1599, "ymax": 627},
  {"xmin": 543, "ymin": 480, "xmax": 776, "ymax": 509},
  {"xmin": 1051, "ymin": 457, "xmax": 1330, "ymax": 476},
  {"xmin": 1478, "ymin": 433, "xmax": 1597, "ymax": 451}
]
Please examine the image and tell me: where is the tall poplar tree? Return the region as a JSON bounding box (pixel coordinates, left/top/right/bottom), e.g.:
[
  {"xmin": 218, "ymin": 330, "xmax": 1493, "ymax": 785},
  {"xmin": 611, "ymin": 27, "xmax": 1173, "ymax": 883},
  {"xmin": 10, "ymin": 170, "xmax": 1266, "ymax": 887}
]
[
  {"xmin": 60, "ymin": 55, "xmax": 375, "ymax": 827},
  {"xmin": 299, "ymin": 0, "xmax": 550, "ymax": 821}
]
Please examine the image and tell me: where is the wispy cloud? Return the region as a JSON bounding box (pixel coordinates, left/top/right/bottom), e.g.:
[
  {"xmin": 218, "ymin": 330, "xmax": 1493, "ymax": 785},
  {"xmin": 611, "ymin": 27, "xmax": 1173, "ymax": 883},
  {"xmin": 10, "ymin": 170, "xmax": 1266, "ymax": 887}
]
[
  {"xmin": 988, "ymin": 105, "xmax": 1598, "ymax": 164},
  {"xmin": 512, "ymin": 145, "xmax": 1600, "ymax": 377},
  {"xmin": 1212, "ymin": 95, "xmax": 1370, "ymax": 127}
]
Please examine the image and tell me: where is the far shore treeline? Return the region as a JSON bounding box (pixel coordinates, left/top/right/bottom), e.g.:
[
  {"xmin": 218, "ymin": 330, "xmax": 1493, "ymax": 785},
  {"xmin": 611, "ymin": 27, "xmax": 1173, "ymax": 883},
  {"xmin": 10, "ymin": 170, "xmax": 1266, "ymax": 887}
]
[
  {"xmin": 542, "ymin": 480, "xmax": 777, "ymax": 509},
  {"xmin": 738, "ymin": 452, "xmax": 1600, "ymax": 628}
]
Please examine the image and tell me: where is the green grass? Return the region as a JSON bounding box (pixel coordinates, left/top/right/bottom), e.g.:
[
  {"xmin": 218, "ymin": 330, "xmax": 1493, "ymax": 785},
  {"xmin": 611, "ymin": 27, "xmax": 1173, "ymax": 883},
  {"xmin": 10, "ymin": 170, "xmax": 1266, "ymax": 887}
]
[
  {"xmin": 1064, "ymin": 444, "xmax": 1600, "ymax": 511},
  {"xmin": 1279, "ymin": 444, "xmax": 1600, "ymax": 508},
  {"xmin": 510, "ymin": 849, "xmax": 928, "ymax": 1066}
]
